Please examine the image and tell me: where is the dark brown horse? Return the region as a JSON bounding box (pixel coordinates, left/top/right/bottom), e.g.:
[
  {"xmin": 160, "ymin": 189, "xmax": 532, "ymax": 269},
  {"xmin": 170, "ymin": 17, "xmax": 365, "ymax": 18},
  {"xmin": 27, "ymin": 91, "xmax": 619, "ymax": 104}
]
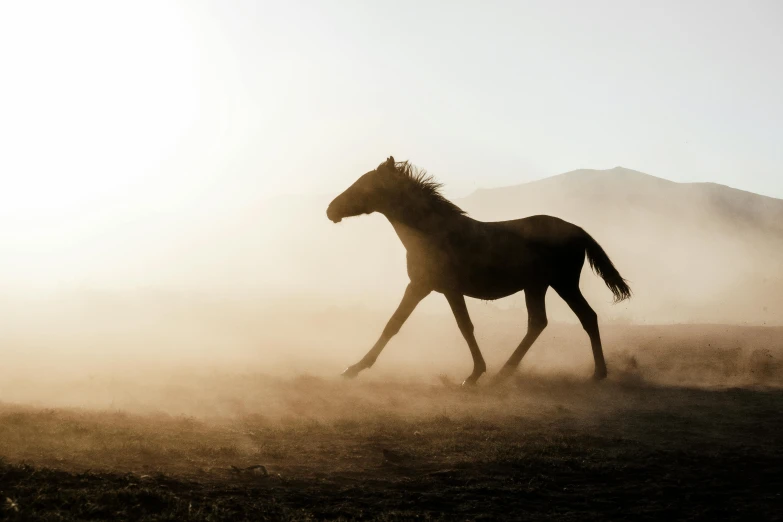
[{"xmin": 326, "ymin": 157, "xmax": 631, "ymax": 385}]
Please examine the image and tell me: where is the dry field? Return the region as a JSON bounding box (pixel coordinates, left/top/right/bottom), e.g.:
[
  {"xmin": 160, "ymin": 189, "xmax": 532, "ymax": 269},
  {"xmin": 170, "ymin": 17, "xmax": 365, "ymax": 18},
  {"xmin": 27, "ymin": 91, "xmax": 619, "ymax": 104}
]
[{"xmin": 1, "ymin": 323, "xmax": 782, "ymax": 520}]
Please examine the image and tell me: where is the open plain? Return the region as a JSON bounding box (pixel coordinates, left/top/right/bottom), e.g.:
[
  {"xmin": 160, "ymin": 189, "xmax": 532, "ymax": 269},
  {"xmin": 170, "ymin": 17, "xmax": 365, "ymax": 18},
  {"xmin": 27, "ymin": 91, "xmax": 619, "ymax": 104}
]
[{"xmin": 2, "ymin": 322, "xmax": 781, "ymax": 521}]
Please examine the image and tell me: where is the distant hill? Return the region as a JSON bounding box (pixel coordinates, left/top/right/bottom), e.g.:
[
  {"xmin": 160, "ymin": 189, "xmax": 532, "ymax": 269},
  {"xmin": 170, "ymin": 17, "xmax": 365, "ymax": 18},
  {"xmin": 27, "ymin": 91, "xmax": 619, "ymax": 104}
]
[{"xmin": 462, "ymin": 167, "xmax": 783, "ymax": 238}]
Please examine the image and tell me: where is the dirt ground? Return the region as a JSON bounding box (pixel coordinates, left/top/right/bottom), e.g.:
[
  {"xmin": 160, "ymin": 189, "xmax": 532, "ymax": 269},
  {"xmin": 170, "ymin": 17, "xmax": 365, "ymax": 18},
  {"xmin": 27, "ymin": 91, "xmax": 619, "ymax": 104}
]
[{"xmin": 1, "ymin": 324, "xmax": 782, "ymax": 520}]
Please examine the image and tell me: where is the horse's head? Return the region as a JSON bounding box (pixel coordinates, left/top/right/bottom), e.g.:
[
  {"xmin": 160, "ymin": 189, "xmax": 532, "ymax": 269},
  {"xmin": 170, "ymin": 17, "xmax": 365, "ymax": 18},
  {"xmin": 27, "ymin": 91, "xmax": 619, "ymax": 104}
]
[{"xmin": 326, "ymin": 156, "xmax": 399, "ymax": 223}]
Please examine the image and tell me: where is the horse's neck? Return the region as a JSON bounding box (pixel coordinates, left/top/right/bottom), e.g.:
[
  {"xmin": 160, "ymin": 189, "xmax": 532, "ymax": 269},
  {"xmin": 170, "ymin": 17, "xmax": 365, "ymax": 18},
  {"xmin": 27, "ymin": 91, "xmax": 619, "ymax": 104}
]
[
  {"xmin": 384, "ymin": 209, "xmax": 454, "ymax": 253},
  {"xmin": 388, "ymin": 219, "xmax": 428, "ymax": 252}
]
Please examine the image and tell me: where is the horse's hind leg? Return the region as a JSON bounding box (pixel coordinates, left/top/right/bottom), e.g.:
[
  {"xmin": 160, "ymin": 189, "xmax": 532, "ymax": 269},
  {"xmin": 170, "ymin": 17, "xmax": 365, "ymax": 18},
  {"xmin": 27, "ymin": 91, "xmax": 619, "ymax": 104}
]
[
  {"xmin": 445, "ymin": 292, "xmax": 486, "ymax": 386},
  {"xmin": 494, "ymin": 285, "xmax": 548, "ymax": 383},
  {"xmin": 554, "ymin": 284, "xmax": 607, "ymax": 380},
  {"xmin": 341, "ymin": 282, "xmax": 430, "ymax": 379}
]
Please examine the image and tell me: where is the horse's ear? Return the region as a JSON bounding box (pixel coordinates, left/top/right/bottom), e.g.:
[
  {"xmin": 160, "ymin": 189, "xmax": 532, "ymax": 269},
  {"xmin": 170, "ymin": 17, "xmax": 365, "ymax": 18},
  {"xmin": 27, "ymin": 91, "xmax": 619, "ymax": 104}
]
[{"xmin": 386, "ymin": 156, "xmax": 395, "ymax": 166}]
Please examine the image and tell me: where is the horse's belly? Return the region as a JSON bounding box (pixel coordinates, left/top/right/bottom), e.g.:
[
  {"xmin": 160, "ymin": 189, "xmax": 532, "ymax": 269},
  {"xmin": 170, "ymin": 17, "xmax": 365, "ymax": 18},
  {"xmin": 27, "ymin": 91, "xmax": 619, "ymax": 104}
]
[
  {"xmin": 462, "ymin": 286, "xmax": 521, "ymax": 300},
  {"xmin": 408, "ymin": 247, "xmax": 547, "ymax": 299},
  {"xmin": 451, "ymin": 264, "xmax": 529, "ymax": 300}
]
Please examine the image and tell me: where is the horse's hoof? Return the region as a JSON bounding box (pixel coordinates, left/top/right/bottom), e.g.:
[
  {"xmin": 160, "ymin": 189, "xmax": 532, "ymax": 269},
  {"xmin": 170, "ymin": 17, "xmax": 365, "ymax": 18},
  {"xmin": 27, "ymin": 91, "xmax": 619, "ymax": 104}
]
[
  {"xmin": 461, "ymin": 371, "xmax": 484, "ymax": 387},
  {"xmin": 341, "ymin": 366, "xmax": 360, "ymax": 379},
  {"xmin": 592, "ymin": 368, "xmax": 608, "ymax": 381}
]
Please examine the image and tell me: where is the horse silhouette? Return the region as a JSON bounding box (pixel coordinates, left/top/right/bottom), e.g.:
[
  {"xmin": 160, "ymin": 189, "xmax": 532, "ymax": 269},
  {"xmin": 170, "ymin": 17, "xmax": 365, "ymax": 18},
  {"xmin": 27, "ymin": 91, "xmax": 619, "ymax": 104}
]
[{"xmin": 327, "ymin": 157, "xmax": 631, "ymax": 385}]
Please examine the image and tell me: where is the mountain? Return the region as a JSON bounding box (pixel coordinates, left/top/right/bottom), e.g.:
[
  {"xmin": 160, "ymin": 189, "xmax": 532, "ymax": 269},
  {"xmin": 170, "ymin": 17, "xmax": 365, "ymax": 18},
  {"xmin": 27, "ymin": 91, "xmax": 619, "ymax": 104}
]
[{"xmin": 462, "ymin": 167, "xmax": 783, "ymax": 237}]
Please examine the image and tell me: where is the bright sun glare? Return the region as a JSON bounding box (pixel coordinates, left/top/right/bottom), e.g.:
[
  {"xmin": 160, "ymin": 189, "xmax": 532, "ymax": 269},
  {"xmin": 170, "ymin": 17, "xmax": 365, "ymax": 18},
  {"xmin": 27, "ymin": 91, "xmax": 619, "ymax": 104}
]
[{"xmin": 0, "ymin": 1, "xmax": 200, "ymax": 225}]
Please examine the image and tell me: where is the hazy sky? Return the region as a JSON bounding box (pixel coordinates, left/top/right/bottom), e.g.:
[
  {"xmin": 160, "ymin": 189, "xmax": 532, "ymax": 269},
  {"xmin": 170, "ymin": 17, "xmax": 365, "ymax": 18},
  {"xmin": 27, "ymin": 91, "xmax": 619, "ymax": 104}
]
[{"xmin": 0, "ymin": 0, "xmax": 781, "ymax": 234}]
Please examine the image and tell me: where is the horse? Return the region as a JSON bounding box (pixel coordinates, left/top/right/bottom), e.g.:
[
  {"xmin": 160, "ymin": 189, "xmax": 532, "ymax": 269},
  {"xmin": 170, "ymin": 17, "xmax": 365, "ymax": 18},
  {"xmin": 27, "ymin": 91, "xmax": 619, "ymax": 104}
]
[{"xmin": 326, "ymin": 156, "xmax": 631, "ymax": 385}]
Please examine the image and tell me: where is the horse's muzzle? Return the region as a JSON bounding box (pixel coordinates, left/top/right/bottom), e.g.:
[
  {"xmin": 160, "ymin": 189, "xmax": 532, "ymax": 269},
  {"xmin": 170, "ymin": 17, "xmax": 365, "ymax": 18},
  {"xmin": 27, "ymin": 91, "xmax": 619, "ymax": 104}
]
[{"xmin": 326, "ymin": 205, "xmax": 342, "ymax": 223}]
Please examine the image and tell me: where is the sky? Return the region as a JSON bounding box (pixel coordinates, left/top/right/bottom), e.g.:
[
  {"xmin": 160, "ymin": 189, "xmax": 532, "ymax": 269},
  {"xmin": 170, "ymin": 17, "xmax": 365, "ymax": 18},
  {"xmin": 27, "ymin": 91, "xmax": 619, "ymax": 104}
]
[{"xmin": 0, "ymin": 0, "xmax": 781, "ymax": 288}]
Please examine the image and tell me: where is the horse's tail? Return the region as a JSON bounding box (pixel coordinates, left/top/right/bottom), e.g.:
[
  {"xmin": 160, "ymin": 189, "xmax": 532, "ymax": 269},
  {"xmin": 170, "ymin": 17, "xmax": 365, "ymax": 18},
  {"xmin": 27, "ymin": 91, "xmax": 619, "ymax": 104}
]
[{"xmin": 582, "ymin": 231, "xmax": 632, "ymax": 303}]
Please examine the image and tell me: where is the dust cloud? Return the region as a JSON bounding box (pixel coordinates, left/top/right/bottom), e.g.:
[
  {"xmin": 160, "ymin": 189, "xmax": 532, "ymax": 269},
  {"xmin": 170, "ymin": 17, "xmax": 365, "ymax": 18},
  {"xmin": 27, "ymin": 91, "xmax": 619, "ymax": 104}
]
[{"xmin": 1, "ymin": 168, "xmax": 782, "ymax": 421}]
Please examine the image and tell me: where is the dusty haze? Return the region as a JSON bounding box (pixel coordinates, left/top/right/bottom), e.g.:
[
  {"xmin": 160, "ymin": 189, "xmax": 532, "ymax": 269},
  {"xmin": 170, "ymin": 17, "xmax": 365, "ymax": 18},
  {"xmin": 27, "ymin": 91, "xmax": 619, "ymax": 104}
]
[{"xmin": 2, "ymin": 166, "xmax": 782, "ymax": 412}]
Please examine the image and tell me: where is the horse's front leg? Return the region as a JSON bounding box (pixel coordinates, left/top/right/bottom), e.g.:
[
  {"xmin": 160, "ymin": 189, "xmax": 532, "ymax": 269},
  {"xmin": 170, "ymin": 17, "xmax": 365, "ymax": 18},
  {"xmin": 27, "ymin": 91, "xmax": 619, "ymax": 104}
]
[
  {"xmin": 342, "ymin": 283, "xmax": 430, "ymax": 379},
  {"xmin": 444, "ymin": 292, "xmax": 486, "ymax": 386}
]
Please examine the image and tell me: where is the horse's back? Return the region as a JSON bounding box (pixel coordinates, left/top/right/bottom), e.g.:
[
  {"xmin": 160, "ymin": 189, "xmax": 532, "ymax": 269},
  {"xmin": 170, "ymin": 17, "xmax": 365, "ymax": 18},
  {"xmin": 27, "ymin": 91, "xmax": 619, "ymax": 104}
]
[{"xmin": 489, "ymin": 215, "xmax": 585, "ymax": 246}]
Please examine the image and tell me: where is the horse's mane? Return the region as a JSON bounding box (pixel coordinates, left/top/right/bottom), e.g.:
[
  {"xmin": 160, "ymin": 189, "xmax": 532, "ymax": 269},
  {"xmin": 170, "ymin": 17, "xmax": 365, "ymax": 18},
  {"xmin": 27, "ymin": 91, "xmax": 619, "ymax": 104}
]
[{"xmin": 382, "ymin": 159, "xmax": 467, "ymax": 216}]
